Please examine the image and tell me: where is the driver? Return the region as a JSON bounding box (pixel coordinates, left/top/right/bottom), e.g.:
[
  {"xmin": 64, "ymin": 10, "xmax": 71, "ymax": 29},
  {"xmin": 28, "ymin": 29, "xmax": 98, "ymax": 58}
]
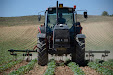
[{"xmin": 58, "ymin": 13, "xmax": 66, "ymax": 24}]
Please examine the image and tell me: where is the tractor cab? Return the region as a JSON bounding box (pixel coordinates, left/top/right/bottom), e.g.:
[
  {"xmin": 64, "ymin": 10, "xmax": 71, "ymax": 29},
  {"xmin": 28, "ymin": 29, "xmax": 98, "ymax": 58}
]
[{"xmin": 47, "ymin": 5, "xmax": 75, "ymax": 29}]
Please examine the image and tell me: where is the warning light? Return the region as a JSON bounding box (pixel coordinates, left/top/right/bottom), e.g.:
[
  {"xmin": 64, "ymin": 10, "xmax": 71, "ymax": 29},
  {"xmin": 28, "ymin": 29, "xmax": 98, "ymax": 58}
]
[
  {"xmin": 59, "ymin": 4, "xmax": 63, "ymax": 8},
  {"xmin": 74, "ymin": 5, "xmax": 76, "ymax": 9}
]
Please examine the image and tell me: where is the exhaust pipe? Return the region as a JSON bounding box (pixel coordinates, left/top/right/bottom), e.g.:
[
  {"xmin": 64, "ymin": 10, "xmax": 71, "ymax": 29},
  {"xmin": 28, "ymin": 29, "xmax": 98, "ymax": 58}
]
[{"xmin": 56, "ymin": 1, "xmax": 58, "ymax": 25}]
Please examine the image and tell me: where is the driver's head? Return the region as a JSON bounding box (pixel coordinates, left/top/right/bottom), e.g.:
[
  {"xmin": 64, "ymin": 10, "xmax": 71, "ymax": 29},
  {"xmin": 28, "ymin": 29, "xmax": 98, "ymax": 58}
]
[{"xmin": 59, "ymin": 13, "xmax": 62, "ymax": 18}]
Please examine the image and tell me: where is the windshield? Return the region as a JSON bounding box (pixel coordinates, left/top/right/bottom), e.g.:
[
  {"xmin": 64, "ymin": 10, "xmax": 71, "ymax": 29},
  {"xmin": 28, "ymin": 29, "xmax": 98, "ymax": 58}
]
[{"xmin": 47, "ymin": 13, "xmax": 73, "ymax": 28}]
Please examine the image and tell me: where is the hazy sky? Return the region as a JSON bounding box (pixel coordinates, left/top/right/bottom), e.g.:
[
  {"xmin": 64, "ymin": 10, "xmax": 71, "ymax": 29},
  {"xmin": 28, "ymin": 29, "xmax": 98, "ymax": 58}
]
[{"xmin": 0, "ymin": 0, "xmax": 113, "ymax": 17}]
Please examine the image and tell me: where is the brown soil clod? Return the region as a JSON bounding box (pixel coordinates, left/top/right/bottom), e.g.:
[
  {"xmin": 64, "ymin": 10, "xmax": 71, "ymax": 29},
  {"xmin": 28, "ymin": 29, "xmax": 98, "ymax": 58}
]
[
  {"xmin": 55, "ymin": 66, "xmax": 74, "ymax": 75},
  {"xmin": 80, "ymin": 66, "xmax": 102, "ymax": 75}
]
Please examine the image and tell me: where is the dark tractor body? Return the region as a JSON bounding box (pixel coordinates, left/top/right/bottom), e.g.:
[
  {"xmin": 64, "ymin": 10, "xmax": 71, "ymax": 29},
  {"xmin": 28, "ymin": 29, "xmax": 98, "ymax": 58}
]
[{"xmin": 37, "ymin": 1, "xmax": 87, "ymax": 66}]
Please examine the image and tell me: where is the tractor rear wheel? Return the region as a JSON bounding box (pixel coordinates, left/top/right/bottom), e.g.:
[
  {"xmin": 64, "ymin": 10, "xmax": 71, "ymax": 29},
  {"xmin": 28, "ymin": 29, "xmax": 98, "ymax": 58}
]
[
  {"xmin": 72, "ymin": 38, "xmax": 85, "ymax": 66},
  {"xmin": 37, "ymin": 38, "xmax": 48, "ymax": 66}
]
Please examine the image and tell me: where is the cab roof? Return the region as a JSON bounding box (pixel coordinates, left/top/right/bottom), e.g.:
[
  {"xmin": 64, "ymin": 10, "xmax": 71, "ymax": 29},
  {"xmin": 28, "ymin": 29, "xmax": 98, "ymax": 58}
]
[{"xmin": 48, "ymin": 7, "xmax": 73, "ymax": 9}]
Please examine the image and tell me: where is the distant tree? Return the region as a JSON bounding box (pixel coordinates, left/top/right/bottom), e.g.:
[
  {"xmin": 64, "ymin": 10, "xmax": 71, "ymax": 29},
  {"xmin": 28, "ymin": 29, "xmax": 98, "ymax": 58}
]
[
  {"xmin": 102, "ymin": 11, "xmax": 109, "ymax": 16},
  {"xmin": 112, "ymin": 14, "xmax": 113, "ymax": 16},
  {"xmin": 109, "ymin": 14, "xmax": 113, "ymax": 17}
]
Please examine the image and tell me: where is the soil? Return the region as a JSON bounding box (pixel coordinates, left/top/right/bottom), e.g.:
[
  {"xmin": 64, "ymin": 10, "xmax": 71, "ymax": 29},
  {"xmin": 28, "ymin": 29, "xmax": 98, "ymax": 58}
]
[
  {"xmin": 55, "ymin": 66, "xmax": 74, "ymax": 75},
  {"xmin": 25, "ymin": 63, "xmax": 47, "ymax": 75},
  {"xmin": 0, "ymin": 60, "xmax": 28, "ymax": 75},
  {"xmin": 80, "ymin": 66, "xmax": 101, "ymax": 75}
]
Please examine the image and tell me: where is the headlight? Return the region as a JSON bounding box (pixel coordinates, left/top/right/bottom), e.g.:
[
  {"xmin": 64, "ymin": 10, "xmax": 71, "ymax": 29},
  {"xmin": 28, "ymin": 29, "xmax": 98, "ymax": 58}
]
[
  {"xmin": 55, "ymin": 39, "xmax": 60, "ymax": 42},
  {"xmin": 64, "ymin": 39, "xmax": 68, "ymax": 42}
]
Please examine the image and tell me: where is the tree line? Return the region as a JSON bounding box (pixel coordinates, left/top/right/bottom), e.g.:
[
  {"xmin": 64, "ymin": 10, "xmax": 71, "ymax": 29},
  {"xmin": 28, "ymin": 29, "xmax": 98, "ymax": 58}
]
[{"xmin": 102, "ymin": 11, "xmax": 113, "ymax": 16}]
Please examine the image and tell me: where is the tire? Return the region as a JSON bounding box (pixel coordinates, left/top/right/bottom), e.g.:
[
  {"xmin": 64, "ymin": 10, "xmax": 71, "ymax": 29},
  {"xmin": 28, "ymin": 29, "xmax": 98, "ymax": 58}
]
[
  {"xmin": 37, "ymin": 38, "xmax": 48, "ymax": 66},
  {"xmin": 72, "ymin": 38, "xmax": 85, "ymax": 66}
]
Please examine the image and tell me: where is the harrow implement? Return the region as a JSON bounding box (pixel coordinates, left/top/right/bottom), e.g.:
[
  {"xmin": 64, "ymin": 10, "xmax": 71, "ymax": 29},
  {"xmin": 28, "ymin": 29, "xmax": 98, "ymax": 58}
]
[
  {"xmin": 8, "ymin": 49, "xmax": 37, "ymax": 61},
  {"xmin": 8, "ymin": 49, "xmax": 110, "ymax": 62}
]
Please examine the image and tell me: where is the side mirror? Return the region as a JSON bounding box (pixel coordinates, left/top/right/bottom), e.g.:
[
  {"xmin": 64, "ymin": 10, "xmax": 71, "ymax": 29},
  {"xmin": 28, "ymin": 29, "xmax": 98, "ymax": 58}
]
[
  {"xmin": 38, "ymin": 15, "xmax": 41, "ymax": 21},
  {"xmin": 84, "ymin": 12, "xmax": 88, "ymax": 18}
]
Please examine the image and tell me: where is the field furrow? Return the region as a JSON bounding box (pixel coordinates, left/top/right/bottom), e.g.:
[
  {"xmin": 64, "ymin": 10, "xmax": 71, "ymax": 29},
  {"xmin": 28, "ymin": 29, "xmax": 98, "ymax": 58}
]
[
  {"xmin": 9, "ymin": 59, "xmax": 37, "ymax": 75},
  {"xmin": 25, "ymin": 64, "xmax": 47, "ymax": 75},
  {"xmin": 0, "ymin": 60, "xmax": 28, "ymax": 75},
  {"xmin": 55, "ymin": 66, "xmax": 74, "ymax": 75},
  {"xmin": 80, "ymin": 66, "xmax": 101, "ymax": 75}
]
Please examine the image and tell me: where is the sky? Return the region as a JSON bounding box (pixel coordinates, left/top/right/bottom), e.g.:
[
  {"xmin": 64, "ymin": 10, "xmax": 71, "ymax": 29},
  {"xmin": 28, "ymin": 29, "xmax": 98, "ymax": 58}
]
[{"xmin": 0, "ymin": 0, "xmax": 113, "ymax": 17}]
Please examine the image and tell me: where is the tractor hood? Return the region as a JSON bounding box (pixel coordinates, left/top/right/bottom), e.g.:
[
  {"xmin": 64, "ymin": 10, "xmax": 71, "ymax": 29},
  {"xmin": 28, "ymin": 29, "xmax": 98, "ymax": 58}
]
[
  {"xmin": 54, "ymin": 24, "xmax": 69, "ymax": 30},
  {"xmin": 53, "ymin": 24, "xmax": 70, "ymax": 49}
]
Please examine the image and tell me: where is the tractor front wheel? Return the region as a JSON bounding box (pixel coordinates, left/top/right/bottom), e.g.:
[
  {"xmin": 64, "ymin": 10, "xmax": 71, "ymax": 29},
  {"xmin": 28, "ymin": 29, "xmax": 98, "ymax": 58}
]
[
  {"xmin": 37, "ymin": 39, "xmax": 48, "ymax": 66},
  {"xmin": 72, "ymin": 38, "xmax": 85, "ymax": 66}
]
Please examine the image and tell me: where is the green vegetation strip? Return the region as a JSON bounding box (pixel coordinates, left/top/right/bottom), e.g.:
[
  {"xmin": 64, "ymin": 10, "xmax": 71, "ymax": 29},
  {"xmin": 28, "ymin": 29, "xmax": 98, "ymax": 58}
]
[
  {"xmin": 44, "ymin": 60, "xmax": 56, "ymax": 75},
  {"xmin": 8, "ymin": 59, "xmax": 37, "ymax": 75},
  {"xmin": 102, "ymin": 61, "xmax": 113, "ymax": 69},
  {"xmin": 0, "ymin": 53, "xmax": 22, "ymax": 66},
  {"xmin": 88, "ymin": 62, "xmax": 113, "ymax": 75},
  {"xmin": 0, "ymin": 58, "xmax": 13, "ymax": 66},
  {"xmin": 68, "ymin": 62, "xmax": 85, "ymax": 75},
  {"xmin": 0, "ymin": 59, "xmax": 22, "ymax": 72}
]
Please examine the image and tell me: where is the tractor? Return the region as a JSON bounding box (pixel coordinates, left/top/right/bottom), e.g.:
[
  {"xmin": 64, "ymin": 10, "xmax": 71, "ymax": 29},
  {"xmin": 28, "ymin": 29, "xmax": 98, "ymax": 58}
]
[
  {"xmin": 8, "ymin": 1, "xmax": 110, "ymax": 66},
  {"xmin": 37, "ymin": 1, "xmax": 87, "ymax": 66}
]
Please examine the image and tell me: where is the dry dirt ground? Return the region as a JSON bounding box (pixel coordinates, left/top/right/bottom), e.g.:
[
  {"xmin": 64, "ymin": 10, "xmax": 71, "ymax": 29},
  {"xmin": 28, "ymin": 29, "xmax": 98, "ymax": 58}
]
[
  {"xmin": 24, "ymin": 64, "xmax": 101, "ymax": 75},
  {"xmin": 0, "ymin": 20, "xmax": 113, "ymax": 50},
  {"xmin": 80, "ymin": 66, "xmax": 101, "ymax": 75},
  {"xmin": 55, "ymin": 66, "xmax": 74, "ymax": 75},
  {"xmin": 82, "ymin": 21, "xmax": 113, "ymax": 50},
  {"xmin": 0, "ymin": 25, "xmax": 37, "ymax": 41},
  {"xmin": 82, "ymin": 21, "xmax": 113, "ymax": 60},
  {"xmin": 0, "ymin": 25, "xmax": 38, "ymax": 50},
  {"xmin": 0, "ymin": 21, "xmax": 113, "ymax": 59}
]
